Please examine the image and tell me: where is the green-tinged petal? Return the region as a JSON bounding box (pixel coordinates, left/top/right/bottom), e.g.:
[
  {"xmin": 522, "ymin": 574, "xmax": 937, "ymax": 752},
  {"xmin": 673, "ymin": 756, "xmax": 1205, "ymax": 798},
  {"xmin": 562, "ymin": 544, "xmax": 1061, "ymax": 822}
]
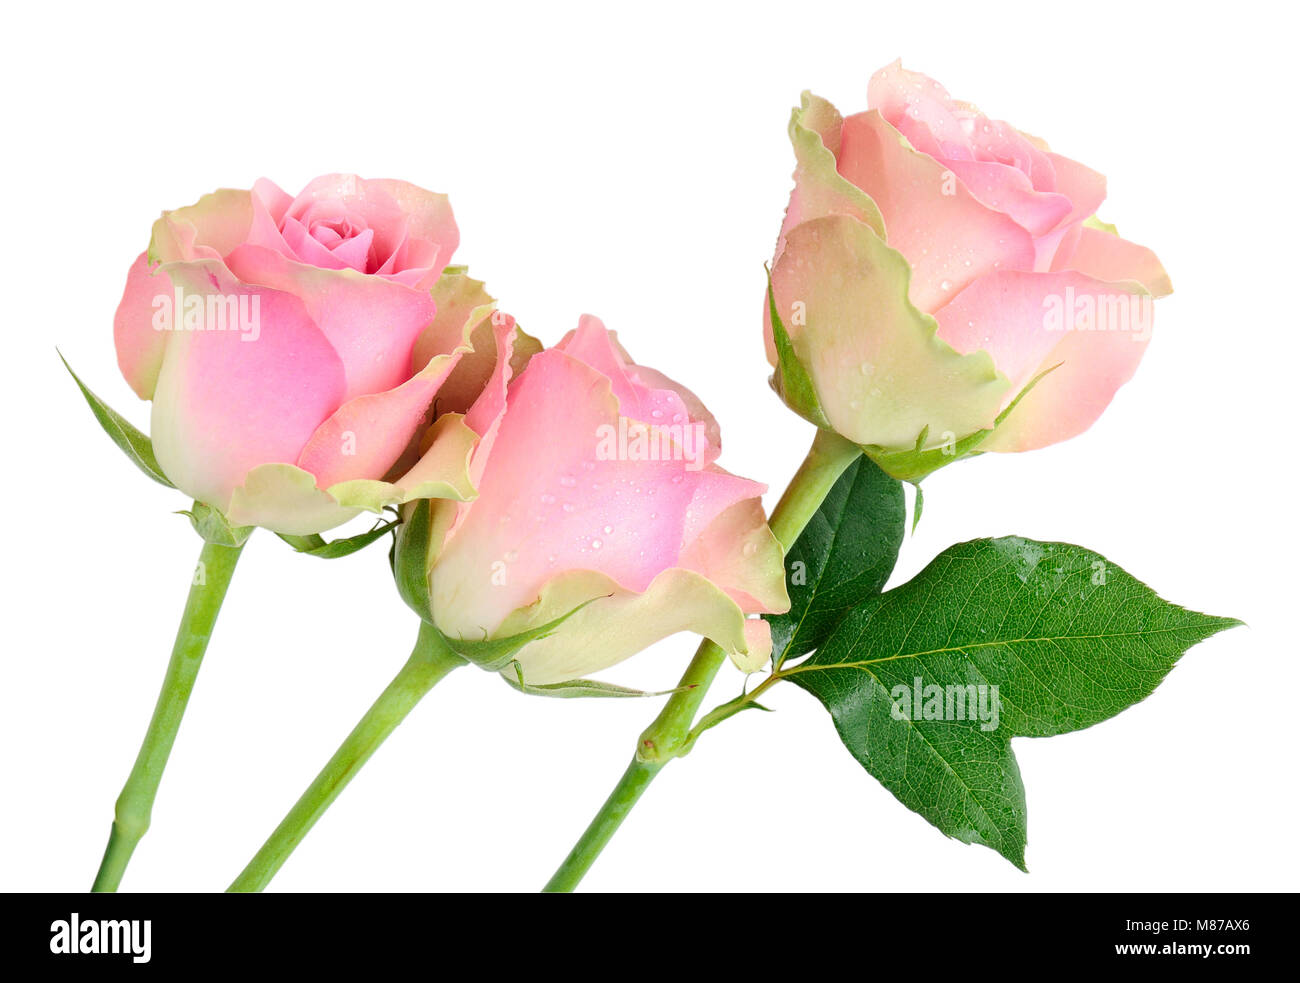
[
  {"xmin": 327, "ymin": 412, "xmax": 479, "ymax": 512},
  {"xmin": 484, "ymin": 566, "xmax": 760, "ymax": 686},
  {"xmin": 779, "ymin": 92, "xmax": 887, "ymax": 249},
  {"xmin": 770, "ymin": 214, "xmax": 1009, "ymax": 461},
  {"xmin": 226, "ymin": 463, "xmax": 362, "ymax": 536},
  {"xmin": 148, "ymin": 189, "xmax": 255, "ymax": 265}
]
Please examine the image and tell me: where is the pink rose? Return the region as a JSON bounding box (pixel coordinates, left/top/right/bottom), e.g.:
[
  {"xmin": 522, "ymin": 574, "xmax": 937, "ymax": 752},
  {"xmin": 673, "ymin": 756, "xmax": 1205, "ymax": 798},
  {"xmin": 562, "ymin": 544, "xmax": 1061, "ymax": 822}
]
[
  {"xmin": 401, "ymin": 316, "xmax": 789, "ymax": 685},
  {"xmin": 766, "ymin": 62, "xmax": 1172, "ymax": 477},
  {"xmin": 113, "ymin": 175, "xmax": 499, "ymax": 534}
]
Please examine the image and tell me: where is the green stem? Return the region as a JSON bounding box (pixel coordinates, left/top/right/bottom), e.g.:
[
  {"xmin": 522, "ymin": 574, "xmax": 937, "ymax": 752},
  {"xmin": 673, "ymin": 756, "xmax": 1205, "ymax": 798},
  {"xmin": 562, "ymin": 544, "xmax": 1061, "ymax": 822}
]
[
  {"xmin": 92, "ymin": 538, "xmax": 245, "ymax": 892},
  {"xmin": 542, "ymin": 757, "xmax": 663, "ymax": 893},
  {"xmin": 542, "ymin": 429, "xmax": 861, "ymax": 892},
  {"xmin": 227, "ymin": 622, "xmax": 466, "ymax": 892}
]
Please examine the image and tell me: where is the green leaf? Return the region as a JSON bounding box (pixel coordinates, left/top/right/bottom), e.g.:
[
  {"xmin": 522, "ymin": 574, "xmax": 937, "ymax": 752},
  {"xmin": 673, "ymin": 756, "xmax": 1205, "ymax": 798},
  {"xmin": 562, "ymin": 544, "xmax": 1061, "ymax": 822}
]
[
  {"xmin": 783, "ymin": 537, "xmax": 1241, "ymax": 869},
  {"xmin": 178, "ymin": 501, "xmax": 253, "ymax": 547},
  {"xmin": 765, "ymin": 455, "xmax": 905, "ymax": 670},
  {"xmin": 59, "ymin": 351, "xmax": 174, "ymax": 488},
  {"xmin": 501, "ymin": 669, "xmax": 684, "ymax": 700},
  {"xmin": 278, "ymin": 518, "xmax": 399, "ymax": 559},
  {"xmin": 766, "ymin": 268, "xmax": 831, "ymax": 430}
]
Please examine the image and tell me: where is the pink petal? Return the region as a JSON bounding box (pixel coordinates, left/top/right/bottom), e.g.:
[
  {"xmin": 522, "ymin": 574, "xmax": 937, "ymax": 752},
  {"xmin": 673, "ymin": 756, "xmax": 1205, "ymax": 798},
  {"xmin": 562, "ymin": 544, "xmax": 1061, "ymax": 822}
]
[
  {"xmin": 965, "ymin": 273, "xmax": 1155, "ymax": 452},
  {"xmin": 113, "ymin": 251, "xmax": 172, "ymax": 399},
  {"xmin": 430, "ymin": 349, "xmax": 717, "ymax": 636},
  {"xmin": 225, "ymin": 242, "xmax": 437, "ymax": 401},
  {"xmin": 935, "ymin": 270, "xmax": 1086, "ymax": 393},
  {"xmin": 1061, "ymin": 226, "xmax": 1173, "ymax": 297},
  {"xmin": 836, "ymin": 110, "xmax": 1035, "ymax": 311},
  {"xmin": 940, "ymin": 159, "xmax": 1072, "ymax": 237},
  {"xmin": 279, "ymin": 216, "xmax": 354, "ymax": 270},
  {"xmin": 1047, "ymin": 152, "xmax": 1107, "ymax": 226},
  {"xmin": 678, "ymin": 496, "xmax": 786, "ymax": 614},
  {"xmin": 295, "ymin": 346, "xmax": 465, "ymax": 489},
  {"xmin": 556, "ymin": 316, "xmax": 715, "ymax": 466},
  {"xmin": 147, "ymin": 260, "xmax": 346, "ymax": 511},
  {"xmin": 867, "ymin": 59, "xmax": 974, "ymax": 160}
]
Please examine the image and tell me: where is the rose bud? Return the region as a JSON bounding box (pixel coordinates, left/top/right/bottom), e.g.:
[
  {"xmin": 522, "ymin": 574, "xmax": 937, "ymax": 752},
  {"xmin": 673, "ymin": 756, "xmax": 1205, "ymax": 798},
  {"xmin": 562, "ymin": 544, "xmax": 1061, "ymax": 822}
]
[
  {"xmin": 765, "ymin": 62, "xmax": 1172, "ymax": 481},
  {"xmin": 394, "ymin": 316, "xmax": 789, "ymax": 686},
  {"xmin": 113, "ymin": 175, "xmax": 513, "ymax": 534}
]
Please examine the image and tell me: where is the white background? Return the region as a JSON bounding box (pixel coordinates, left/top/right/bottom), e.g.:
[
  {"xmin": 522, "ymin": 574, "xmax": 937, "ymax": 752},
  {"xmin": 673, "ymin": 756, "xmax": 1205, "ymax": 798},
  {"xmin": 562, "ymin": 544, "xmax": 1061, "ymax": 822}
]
[{"xmin": 2, "ymin": 0, "xmax": 1295, "ymax": 893}]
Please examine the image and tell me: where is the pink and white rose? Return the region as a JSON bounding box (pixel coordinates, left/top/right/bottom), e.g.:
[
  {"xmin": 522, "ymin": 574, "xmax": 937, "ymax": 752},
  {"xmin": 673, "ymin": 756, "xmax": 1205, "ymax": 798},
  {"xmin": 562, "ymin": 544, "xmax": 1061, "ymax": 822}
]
[
  {"xmin": 766, "ymin": 62, "xmax": 1172, "ymax": 476},
  {"xmin": 409, "ymin": 316, "xmax": 790, "ymax": 685},
  {"xmin": 113, "ymin": 175, "xmax": 505, "ymax": 534}
]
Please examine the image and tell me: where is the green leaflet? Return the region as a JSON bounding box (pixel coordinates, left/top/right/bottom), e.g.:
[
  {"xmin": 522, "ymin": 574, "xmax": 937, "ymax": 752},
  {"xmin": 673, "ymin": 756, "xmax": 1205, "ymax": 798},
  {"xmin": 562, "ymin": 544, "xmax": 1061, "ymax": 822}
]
[
  {"xmin": 60, "ymin": 351, "xmax": 174, "ymax": 488},
  {"xmin": 765, "ymin": 455, "xmax": 905, "ymax": 670},
  {"xmin": 766, "ymin": 269, "xmax": 831, "ymax": 430},
  {"xmin": 277, "ymin": 517, "xmax": 399, "ymax": 559},
  {"xmin": 783, "ymin": 537, "xmax": 1241, "ymax": 869},
  {"xmin": 179, "ymin": 501, "xmax": 253, "ymax": 547},
  {"xmin": 391, "ymin": 498, "xmax": 438, "ymax": 623},
  {"xmin": 501, "ymin": 670, "xmax": 683, "ymax": 700}
]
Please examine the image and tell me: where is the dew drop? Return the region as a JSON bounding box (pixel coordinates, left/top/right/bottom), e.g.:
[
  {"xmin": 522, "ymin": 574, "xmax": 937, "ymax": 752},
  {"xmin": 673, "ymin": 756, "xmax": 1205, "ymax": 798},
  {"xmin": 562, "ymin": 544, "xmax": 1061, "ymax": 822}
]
[{"xmin": 591, "ymin": 539, "xmax": 603, "ymax": 550}]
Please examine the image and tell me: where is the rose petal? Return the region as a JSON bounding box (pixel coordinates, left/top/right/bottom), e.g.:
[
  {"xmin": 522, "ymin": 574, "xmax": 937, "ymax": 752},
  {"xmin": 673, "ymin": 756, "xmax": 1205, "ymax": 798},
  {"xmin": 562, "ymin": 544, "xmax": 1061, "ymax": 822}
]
[
  {"xmin": 486, "ymin": 567, "xmax": 760, "ymax": 686},
  {"xmin": 973, "ymin": 274, "xmax": 1155, "ymax": 452},
  {"xmin": 836, "ymin": 110, "xmax": 1036, "ymax": 310},
  {"xmin": 1061, "ymin": 226, "xmax": 1173, "ymax": 297},
  {"xmin": 768, "ymin": 214, "xmax": 1008, "ymax": 450},
  {"xmin": 225, "ymin": 243, "xmax": 438, "ymax": 401},
  {"xmin": 148, "ymin": 189, "xmax": 254, "ymax": 266},
  {"xmin": 294, "ymin": 347, "xmax": 465, "ymax": 490},
  {"xmin": 148, "ymin": 261, "xmax": 346, "ymax": 512},
  {"xmin": 430, "ymin": 349, "xmax": 722, "ymax": 636},
  {"xmin": 113, "ymin": 251, "xmax": 172, "ymax": 399},
  {"xmin": 777, "ymin": 91, "xmax": 887, "ymax": 262}
]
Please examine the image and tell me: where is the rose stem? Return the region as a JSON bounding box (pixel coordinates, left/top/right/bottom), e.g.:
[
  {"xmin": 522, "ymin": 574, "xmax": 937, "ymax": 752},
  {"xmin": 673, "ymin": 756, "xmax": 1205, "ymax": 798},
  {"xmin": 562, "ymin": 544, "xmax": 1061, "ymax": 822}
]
[
  {"xmin": 92, "ymin": 538, "xmax": 246, "ymax": 891},
  {"xmin": 226, "ymin": 622, "xmax": 466, "ymax": 892},
  {"xmin": 541, "ymin": 428, "xmax": 860, "ymax": 892}
]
